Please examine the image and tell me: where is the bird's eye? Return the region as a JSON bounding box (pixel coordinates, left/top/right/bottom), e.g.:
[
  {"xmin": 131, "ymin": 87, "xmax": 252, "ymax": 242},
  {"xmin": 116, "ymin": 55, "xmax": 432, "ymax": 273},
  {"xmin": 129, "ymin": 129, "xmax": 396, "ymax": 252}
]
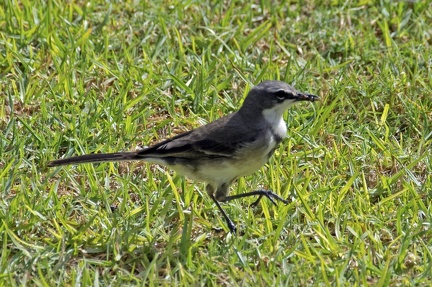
[{"xmin": 274, "ymin": 90, "xmax": 287, "ymax": 101}]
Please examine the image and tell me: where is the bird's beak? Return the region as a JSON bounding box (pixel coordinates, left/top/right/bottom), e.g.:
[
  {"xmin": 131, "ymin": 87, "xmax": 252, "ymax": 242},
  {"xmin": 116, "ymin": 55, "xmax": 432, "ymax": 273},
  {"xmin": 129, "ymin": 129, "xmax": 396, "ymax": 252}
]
[{"xmin": 296, "ymin": 93, "xmax": 320, "ymax": 102}]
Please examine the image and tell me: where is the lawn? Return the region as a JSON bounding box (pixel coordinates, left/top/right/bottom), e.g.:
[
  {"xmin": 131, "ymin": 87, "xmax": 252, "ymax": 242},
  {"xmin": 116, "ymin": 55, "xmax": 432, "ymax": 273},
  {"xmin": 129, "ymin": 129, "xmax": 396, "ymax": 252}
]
[{"xmin": 1, "ymin": 0, "xmax": 431, "ymax": 285}]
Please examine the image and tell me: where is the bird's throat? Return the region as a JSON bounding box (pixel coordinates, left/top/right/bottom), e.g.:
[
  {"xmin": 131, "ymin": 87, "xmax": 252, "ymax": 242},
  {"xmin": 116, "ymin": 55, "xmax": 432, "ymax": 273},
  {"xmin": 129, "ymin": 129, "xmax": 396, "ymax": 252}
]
[{"xmin": 262, "ymin": 108, "xmax": 288, "ymax": 140}]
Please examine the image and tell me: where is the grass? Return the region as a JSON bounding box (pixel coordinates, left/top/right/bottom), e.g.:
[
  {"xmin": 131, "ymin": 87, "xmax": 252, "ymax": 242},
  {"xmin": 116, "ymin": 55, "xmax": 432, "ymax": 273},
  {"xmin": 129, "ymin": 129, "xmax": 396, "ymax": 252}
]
[{"xmin": 1, "ymin": 0, "xmax": 431, "ymax": 285}]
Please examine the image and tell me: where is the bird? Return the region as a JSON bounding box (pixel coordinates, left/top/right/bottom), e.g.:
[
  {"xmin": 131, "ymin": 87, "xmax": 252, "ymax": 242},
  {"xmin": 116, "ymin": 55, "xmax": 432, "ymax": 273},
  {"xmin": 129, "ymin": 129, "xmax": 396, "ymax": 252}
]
[{"xmin": 48, "ymin": 80, "xmax": 319, "ymax": 233}]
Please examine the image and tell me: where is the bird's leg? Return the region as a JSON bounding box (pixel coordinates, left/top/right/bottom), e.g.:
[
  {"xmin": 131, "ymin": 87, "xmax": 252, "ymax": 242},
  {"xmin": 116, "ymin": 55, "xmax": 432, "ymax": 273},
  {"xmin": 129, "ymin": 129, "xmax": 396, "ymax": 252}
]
[
  {"xmin": 206, "ymin": 183, "xmax": 237, "ymax": 233},
  {"xmin": 210, "ymin": 194, "xmax": 237, "ymax": 234},
  {"xmin": 222, "ymin": 190, "xmax": 289, "ymax": 208},
  {"xmin": 208, "ymin": 184, "xmax": 288, "ymax": 233}
]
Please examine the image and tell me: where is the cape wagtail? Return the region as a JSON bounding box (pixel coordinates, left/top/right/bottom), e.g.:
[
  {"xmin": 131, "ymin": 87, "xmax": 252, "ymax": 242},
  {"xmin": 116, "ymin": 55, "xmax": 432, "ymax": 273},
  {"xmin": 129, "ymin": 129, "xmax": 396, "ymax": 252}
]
[{"xmin": 48, "ymin": 80, "xmax": 319, "ymax": 233}]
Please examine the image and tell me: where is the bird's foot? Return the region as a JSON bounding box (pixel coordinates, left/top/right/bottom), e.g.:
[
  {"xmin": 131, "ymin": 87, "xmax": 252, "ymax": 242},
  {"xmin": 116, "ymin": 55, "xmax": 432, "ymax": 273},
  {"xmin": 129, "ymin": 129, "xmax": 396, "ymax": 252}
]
[
  {"xmin": 249, "ymin": 190, "xmax": 289, "ymax": 207},
  {"xmin": 226, "ymin": 220, "xmax": 237, "ymax": 234}
]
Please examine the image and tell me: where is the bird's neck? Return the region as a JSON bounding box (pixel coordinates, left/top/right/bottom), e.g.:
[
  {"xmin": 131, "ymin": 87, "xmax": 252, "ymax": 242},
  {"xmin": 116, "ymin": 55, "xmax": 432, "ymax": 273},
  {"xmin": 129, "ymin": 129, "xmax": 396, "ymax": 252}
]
[{"xmin": 262, "ymin": 107, "xmax": 288, "ymax": 140}]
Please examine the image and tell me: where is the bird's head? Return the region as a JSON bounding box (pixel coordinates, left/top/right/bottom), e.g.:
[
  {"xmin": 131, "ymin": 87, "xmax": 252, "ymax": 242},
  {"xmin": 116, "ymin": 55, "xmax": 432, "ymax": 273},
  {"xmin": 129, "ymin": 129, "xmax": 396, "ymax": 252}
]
[{"xmin": 243, "ymin": 80, "xmax": 319, "ymax": 112}]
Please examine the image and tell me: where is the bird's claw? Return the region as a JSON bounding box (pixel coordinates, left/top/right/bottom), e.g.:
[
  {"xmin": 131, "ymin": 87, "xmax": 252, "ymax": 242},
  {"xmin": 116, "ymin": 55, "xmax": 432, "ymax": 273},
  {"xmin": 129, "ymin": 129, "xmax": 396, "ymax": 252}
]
[{"xmin": 249, "ymin": 191, "xmax": 289, "ymax": 207}]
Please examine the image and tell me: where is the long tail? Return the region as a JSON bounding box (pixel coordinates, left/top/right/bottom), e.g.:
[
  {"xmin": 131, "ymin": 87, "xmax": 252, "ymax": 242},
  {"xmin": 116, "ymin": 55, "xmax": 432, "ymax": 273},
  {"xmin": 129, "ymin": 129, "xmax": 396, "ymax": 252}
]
[{"xmin": 47, "ymin": 152, "xmax": 141, "ymax": 167}]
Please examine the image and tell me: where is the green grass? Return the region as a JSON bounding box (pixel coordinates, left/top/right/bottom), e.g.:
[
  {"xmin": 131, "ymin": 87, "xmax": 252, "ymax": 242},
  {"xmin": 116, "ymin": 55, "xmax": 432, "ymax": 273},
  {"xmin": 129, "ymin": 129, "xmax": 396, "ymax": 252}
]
[{"xmin": 1, "ymin": 0, "xmax": 431, "ymax": 285}]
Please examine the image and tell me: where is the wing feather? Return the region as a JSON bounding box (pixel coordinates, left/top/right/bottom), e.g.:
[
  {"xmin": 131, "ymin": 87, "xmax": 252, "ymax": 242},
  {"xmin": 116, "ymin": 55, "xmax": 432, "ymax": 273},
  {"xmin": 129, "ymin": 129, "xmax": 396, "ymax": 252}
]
[{"xmin": 136, "ymin": 112, "xmax": 260, "ymax": 160}]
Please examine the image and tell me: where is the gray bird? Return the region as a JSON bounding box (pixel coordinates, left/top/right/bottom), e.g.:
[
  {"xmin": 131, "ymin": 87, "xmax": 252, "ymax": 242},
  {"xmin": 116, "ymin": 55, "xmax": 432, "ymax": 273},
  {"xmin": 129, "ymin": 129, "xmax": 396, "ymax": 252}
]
[{"xmin": 48, "ymin": 80, "xmax": 319, "ymax": 233}]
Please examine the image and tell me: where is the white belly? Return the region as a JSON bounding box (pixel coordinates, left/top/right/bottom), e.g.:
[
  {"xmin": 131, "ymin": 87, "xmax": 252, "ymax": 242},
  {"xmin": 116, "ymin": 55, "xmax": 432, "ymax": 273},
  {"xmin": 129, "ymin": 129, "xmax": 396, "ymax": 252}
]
[{"xmin": 185, "ymin": 134, "xmax": 279, "ymax": 186}]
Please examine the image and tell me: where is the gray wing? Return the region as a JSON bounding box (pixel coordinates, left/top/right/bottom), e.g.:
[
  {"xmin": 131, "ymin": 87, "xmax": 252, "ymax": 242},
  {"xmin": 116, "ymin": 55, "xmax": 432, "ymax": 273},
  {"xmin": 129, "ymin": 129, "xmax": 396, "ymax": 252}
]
[{"xmin": 136, "ymin": 112, "xmax": 261, "ymax": 159}]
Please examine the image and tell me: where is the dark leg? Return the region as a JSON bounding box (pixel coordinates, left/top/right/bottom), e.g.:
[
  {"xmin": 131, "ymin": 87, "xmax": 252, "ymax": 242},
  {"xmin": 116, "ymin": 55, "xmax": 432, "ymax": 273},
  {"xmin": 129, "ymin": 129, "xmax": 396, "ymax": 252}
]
[
  {"xmin": 222, "ymin": 190, "xmax": 289, "ymax": 207},
  {"xmin": 210, "ymin": 194, "xmax": 237, "ymax": 234}
]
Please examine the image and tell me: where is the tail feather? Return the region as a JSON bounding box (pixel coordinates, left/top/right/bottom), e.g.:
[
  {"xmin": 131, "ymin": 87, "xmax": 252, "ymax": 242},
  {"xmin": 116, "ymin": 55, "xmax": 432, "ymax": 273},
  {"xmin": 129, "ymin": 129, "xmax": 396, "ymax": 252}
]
[{"xmin": 47, "ymin": 152, "xmax": 140, "ymax": 167}]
